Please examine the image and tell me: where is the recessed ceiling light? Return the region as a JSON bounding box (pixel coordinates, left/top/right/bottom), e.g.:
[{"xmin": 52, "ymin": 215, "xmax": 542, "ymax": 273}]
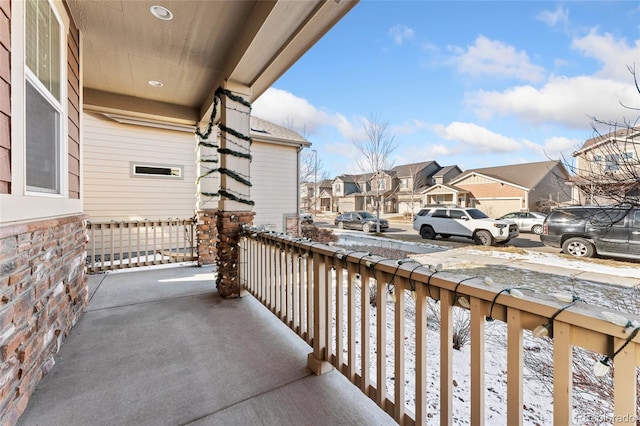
[
  {"xmin": 148, "ymin": 80, "xmax": 163, "ymax": 87},
  {"xmin": 150, "ymin": 5, "xmax": 173, "ymax": 21}
]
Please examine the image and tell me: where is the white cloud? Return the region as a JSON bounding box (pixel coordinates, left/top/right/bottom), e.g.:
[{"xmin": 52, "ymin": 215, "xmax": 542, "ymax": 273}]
[
  {"xmin": 449, "ymin": 36, "xmax": 545, "ymax": 82},
  {"xmin": 571, "ymin": 30, "xmax": 640, "ymax": 81},
  {"xmin": 253, "ymin": 88, "xmax": 362, "ymax": 141},
  {"xmin": 432, "ymin": 122, "xmax": 522, "ymax": 153},
  {"xmin": 466, "ymin": 75, "xmax": 635, "ymax": 128},
  {"xmin": 388, "ymin": 24, "xmax": 415, "ymax": 45},
  {"xmin": 536, "ymin": 6, "xmax": 569, "ymax": 27},
  {"xmin": 523, "ymin": 136, "xmax": 580, "ymax": 161}
]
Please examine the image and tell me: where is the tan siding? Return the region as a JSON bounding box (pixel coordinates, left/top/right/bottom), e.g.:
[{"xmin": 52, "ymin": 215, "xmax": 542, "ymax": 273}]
[
  {"xmin": 251, "ymin": 141, "xmax": 298, "ymax": 231},
  {"xmin": 0, "ymin": 0, "xmax": 9, "ymax": 194},
  {"xmin": 457, "ymin": 182, "xmax": 526, "ymax": 198},
  {"xmin": 67, "ymin": 20, "xmax": 80, "ymax": 199},
  {"xmin": 473, "ymin": 199, "xmax": 522, "ymax": 217},
  {"xmin": 83, "ymin": 113, "xmax": 198, "ymax": 221}
]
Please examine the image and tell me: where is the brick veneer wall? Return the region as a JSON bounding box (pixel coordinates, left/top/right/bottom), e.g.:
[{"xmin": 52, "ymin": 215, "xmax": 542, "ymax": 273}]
[{"xmin": 0, "ymin": 215, "xmax": 88, "ymax": 425}]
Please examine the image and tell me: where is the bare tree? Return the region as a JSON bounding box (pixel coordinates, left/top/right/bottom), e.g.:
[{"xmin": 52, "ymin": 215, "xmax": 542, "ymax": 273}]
[
  {"xmin": 299, "ymin": 148, "xmax": 329, "ymax": 213},
  {"xmin": 352, "ymin": 114, "xmax": 399, "ymax": 231},
  {"xmin": 402, "ymin": 163, "xmax": 427, "ymax": 219},
  {"xmin": 565, "ymin": 64, "xmax": 640, "ymax": 208}
]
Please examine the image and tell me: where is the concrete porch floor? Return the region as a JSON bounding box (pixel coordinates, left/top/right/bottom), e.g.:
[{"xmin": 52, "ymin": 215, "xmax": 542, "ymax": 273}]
[{"xmin": 18, "ymin": 266, "xmax": 395, "ymax": 426}]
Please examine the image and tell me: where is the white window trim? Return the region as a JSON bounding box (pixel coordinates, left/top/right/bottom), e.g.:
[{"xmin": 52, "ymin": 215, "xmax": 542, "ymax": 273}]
[
  {"xmin": 3, "ymin": 0, "xmax": 79, "ymax": 223},
  {"xmin": 23, "ymin": 0, "xmax": 68, "ymax": 197}
]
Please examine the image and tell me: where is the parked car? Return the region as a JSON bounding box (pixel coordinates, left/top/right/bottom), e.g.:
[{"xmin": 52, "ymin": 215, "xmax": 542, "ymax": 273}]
[
  {"xmin": 412, "ymin": 207, "xmax": 519, "ymax": 246},
  {"xmin": 334, "ymin": 211, "xmax": 389, "ymax": 232},
  {"xmin": 497, "ymin": 211, "xmax": 547, "ymax": 235},
  {"xmin": 540, "ymin": 206, "xmax": 640, "ymax": 260}
]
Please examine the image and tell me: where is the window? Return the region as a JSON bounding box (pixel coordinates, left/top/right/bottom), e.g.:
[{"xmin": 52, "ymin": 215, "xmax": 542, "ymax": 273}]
[
  {"xmin": 400, "ymin": 178, "xmax": 408, "ymax": 189},
  {"xmin": 132, "ymin": 163, "xmax": 183, "ymax": 179},
  {"xmin": 25, "ymin": 0, "xmax": 63, "ymax": 194},
  {"xmin": 377, "ymin": 179, "xmax": 386, "ymax": 190}
]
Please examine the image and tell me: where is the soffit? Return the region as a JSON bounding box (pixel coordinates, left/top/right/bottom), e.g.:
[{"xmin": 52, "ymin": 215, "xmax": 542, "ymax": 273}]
[{"xmin": 66, "ymin": 0, "xmax": 357, "ymax": 124}]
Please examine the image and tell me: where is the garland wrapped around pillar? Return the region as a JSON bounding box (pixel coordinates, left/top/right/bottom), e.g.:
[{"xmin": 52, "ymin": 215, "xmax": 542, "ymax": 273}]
[{"xmin": 195, "ymin": 85, "xmax": 254, "ymax": 297}]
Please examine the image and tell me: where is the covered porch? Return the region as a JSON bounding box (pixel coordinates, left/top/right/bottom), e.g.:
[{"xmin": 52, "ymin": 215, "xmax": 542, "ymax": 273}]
[{"xmin": 17, "ymin": 265, "xmax": 394, "ymax": 425}]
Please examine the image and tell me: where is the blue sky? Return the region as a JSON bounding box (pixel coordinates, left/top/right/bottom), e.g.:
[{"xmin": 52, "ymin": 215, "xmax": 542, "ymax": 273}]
[{"xmin": 252, "ymin": 1, "xmax": 640, "ymax": 177}]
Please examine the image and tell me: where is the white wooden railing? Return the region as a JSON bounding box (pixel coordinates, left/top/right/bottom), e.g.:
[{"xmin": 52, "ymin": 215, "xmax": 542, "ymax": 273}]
[
  {"xmin": 239, "ymin": 229, "xmax": 639, "ymax": 425},
  {"xmin": 86, "ymin": 219, "xmax": 197, "ymax": 273}
]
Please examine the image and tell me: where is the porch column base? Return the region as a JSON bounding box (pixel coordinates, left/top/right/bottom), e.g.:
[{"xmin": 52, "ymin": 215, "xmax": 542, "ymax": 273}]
[
  {"xmin": 307, "ymin": 352, "xmax": 334, "ymax": 376},
  {"xmin": 216, "ymin": 210, "xmax": 255, "ymax": 298}
]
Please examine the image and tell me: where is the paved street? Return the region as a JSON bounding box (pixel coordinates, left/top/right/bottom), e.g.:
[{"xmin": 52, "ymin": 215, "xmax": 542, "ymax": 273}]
[{"xmin": 315, "ymin": 216, "xmax": 558, "ymax": 254}]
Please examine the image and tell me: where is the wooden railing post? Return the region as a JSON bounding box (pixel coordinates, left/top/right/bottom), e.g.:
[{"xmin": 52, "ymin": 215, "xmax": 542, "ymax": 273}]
[{"xmin": 308, "ymin": 251, "xmax": 333, "ymax": 375}]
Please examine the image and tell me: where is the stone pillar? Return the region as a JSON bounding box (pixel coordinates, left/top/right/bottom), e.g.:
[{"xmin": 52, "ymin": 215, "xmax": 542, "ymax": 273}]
[
  {"xmin": 196, "ymin": 209, "xmax": 218, "ymax": 266},
  {"xmin": 215, "ymin": 211, "xmax": 254, "ymax": 298},
  {"xmin": 215, "ymin": 81, "xmax": 253, "ymax": 298}
]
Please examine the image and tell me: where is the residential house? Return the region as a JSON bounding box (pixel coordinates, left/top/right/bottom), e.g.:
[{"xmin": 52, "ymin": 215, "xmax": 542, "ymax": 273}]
[
  {"xmin": 301, "ymin": 179, "xmax": 332, "ymax": 213},
  {"xmin": 330, "ymin": 162, "xmax": 462, "ymax": 215},
  {"xmin": 392, "ymin": 162, "xmax": 461, "ymax": 214},
  {"xmin": 332, "ymin": 174, "xmax": 368, "ymax": 212},
  {"xmin": 571, "ymin": 127, "xmax": 640, "ymax": 205},
  {"xmin": 0, "ymin": 0, "xmax": 356, "ymax": 422},
  {"xmin": 432, "ymin": 160, "xmax": 572, "ymax": 217},
  {"xmin": 84, "ymin": 114, "xmax": 309, "ymax": 232}
]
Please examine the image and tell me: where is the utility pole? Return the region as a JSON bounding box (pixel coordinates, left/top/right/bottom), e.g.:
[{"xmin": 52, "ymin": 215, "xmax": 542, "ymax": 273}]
[{"xmin": 313, "ymin": 149, "xmax": 318, "ymax": 214}]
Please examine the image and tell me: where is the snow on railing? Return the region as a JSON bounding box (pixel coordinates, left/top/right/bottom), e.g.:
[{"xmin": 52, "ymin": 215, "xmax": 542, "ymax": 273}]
[
  {"xmin": 239, "ymin": 228, "xmax": 640, "ymax": 425},
  {"xmin": 86, "ymin": 218, "xmax": 197, "ymax": 273}
]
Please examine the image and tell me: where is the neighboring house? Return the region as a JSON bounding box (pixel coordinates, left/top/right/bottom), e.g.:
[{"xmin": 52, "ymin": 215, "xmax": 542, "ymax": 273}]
[
  {"xmin": 438, "ymin": 160, "xmax": 571, "ymax": 217},
  {"xmin": 84, "ymin": 114, "xmax": 310, "ymax": 232},
  {"xmin": 0, "ymin": 0, "xmax": 355, "ymax": 422},
  {"xmin": 301, "ymin": 179, "xmax": 332, "ymax": 212},
  {"xmin": 392, "ymin": 162, "xmax": 461, "ymax": 214},
  {"xmin": 332, "ymin": 174, "xmax": 367, "ymax": 212},
  {"xmin": 571, "ymin": 127, "xmax": 640, "ymax": 205}
]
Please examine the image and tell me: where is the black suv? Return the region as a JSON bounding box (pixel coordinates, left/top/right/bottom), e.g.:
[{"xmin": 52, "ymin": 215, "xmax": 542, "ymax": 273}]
[{"xmin": 540, "ymin": 206, "xmax": 640, "ymax": 260}]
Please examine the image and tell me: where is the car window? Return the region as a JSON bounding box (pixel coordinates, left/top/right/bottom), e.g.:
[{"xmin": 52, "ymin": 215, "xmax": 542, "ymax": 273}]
[
  {"xmin": 590, "ymin": 209, "xmax": 628, "ymax": 227},
  {"xmin": 467, "ymin": 209, "xmax": 489, "ymax": 219},
  {"xmin": 449, "ymin": 210, "xmax": 466, "ymax": 220},
  {"xmin": 417, "ymin": 209, "xmax": 429, "ymax": 216},
  {"xmin": 634, "ymin": 211, "xmax": 640, "ymax": 228},
  {"xmin": 360, "ymin": 212, "xmax": 375, "ymax": 219},
  {"xmin": 501, "ymin": 213, "xmax": 517, "ymax": 219},
  {"xmin": 431, "ymin": 209, "xmax": 448, "ymax": 218}
]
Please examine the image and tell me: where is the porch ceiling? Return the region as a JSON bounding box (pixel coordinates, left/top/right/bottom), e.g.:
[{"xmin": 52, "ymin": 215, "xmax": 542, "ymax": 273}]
[{"xmin": 66, "ymin": 0, "xmax": 357, "ymax": 125}]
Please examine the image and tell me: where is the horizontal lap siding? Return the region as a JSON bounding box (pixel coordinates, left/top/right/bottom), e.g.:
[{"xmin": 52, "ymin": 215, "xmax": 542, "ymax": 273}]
[
  {"xmin": 251, "ymin": 142, "xmax": 297, "ymax": 232},
  {"xmin": 83, "ymin": 113, "xmax": 197, "ymax": 221},
  {"xmin": 0, "ymin": 0, "xmax": 10, "ymax": 194},
  {"xmin": 67, "ymin": 20, "xmax": 80, "ymax": 198}
]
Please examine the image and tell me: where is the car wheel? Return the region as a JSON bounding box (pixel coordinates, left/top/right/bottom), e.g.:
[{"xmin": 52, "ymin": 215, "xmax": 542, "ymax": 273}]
[
  {"xmin": 562, "ymin": 237, "xmax": 595, "ymax": 258},
  {"xmin": 420, "ymin": 226, "xmax": 436, "ymax": 240},
  {"xmin": 337, "ymin": 222, "xmax": 344, "ymax": 229},
  {"xmin": 362, "ymin": 223, "xmax": 371, "ymax": 232},
  {"xmin": 532, "ymin": 224, "xmax": 543, "ymax": 235},
  {"xmin": 474, "ymin": 230, "xmax": 494, "ymax": 246}
]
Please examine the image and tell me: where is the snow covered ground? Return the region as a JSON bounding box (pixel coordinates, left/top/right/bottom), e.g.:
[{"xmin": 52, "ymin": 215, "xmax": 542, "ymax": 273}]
[{"xmin": 333, "ymin": 233, "xmax": 639, "ymax": 425}]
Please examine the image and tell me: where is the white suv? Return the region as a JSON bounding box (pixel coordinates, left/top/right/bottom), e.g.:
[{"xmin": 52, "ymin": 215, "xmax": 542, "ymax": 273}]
[{"xmin": 412, "ymin": 207, "xmax": 519, "ymax": 246}]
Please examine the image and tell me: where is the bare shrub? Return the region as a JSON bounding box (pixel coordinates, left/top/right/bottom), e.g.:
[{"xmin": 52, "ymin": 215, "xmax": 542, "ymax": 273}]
[
  {"xmin": 301, "ymin": 224, "xmax": 338, "ymax": 244},
  {"xmin": 426, "ymin": 299, "xmax": 472, "ymax": 350}
]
